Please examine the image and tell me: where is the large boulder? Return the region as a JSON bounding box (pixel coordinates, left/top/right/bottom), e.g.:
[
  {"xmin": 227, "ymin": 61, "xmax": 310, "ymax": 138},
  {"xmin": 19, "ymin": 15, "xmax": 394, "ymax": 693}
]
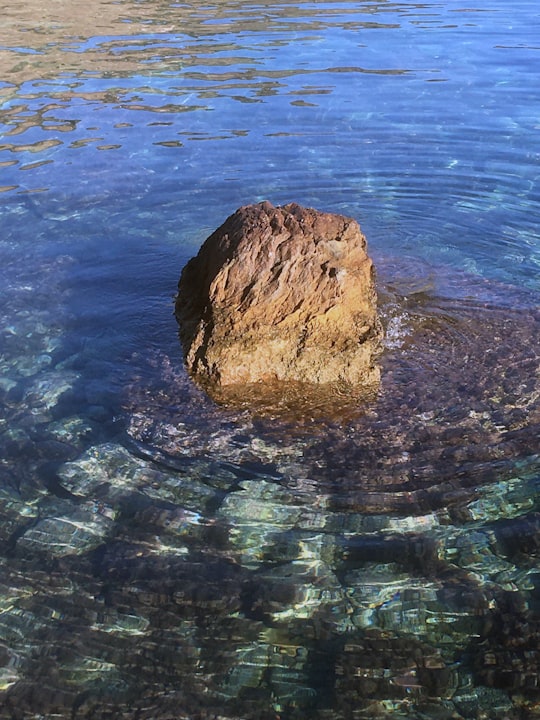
[{"xmin": 175, "ymin": 201, "xmax": 383, "ymax": 397}]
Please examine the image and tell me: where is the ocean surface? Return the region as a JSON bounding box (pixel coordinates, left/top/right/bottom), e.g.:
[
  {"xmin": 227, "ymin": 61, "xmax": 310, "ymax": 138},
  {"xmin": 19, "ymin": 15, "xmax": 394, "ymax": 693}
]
[{"xmin": 0, "ymin": 0, "xmax": 539, "ymax": 718}]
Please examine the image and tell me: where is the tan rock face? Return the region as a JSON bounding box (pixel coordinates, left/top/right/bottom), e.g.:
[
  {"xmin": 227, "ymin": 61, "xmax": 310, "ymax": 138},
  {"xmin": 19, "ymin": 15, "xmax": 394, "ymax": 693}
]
[{"xmin": 175, "ymin": 201, "xmax": 383, "ymax": 396}]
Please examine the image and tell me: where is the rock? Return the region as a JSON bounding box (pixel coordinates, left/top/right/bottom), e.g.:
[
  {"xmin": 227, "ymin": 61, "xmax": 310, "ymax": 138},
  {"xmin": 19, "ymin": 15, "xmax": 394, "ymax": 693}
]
[
  {"xmin": 175, "ymin": 201, "xmax": 383, "ymax": 397},
  {"xmin": 16, "ymin": 500, "xmax": 116, "ymax": 558}
]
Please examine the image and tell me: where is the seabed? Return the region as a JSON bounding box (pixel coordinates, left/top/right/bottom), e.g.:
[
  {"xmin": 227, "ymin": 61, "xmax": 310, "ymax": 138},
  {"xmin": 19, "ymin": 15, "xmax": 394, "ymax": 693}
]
[{"xmin": 1, "ymin": 247, "xmax": 538, "ymax": 719}]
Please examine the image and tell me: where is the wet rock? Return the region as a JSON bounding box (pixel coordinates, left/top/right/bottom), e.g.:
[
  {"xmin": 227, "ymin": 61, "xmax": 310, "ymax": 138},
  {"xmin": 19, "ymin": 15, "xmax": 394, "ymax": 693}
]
[
  {"xmin": 94, "ymin": 540, "xmax": 245, "ymax": 616},
  {"xmin": 334, "ymin": 633, "xmax": 455, "ymax": 713},
  {"xmin": 22, "ymin": 369, "xmax": 79, "ymax": 418},
  {"xmin": 218, "ymin": 478, "xmax": 337, "ymax": 568},
  {"xmin": 57, "ymin": 442, "xmax": 217, "ymax": 511},
  {"xmin": 0, "ymin": 489, "xmax": 40, "ymax": 544},
  {"xmin": 247, "ymin": 559, "xmax": 345, "ymax": 628},
  {"xmin": 45, "ymin": 414, "xmax": 99, "ymax": 449},
  {"xmin": 16, "ymin": 500, "xmax": 116, "ymax": 557},
  {"xmin": 341, "ymin": 559, "xmax": 496, "ymax": 655},
  {"xmin": 175, "ymin": 201, "xmax": 383, "ymax": 397},
  {"xmin": 0, "ymin": 376, "xmax": 20, "ymax": 403},
  {"xmin": 451, "ymin": 682, "xmax": 514, "ymax": 719}
]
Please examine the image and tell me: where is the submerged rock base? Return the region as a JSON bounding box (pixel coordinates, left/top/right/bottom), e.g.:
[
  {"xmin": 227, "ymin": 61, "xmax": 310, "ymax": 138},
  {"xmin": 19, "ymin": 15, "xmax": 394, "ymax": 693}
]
[{"xmin": 175, "ymin": 201, "xmax": 383, "ymax": 401}]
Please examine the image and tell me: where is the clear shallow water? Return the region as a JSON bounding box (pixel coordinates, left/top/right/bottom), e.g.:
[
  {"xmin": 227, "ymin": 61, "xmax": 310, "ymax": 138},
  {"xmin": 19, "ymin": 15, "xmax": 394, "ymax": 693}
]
[{"xmin": 0, "ymin": 1, "xmax": 539, "ymax": 718}]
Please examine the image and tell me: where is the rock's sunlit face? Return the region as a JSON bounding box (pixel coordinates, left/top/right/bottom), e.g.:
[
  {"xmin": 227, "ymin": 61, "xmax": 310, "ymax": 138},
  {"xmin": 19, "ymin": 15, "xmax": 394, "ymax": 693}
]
[{"xmin": 176, "ymin": 201, "xmax": 383, "ymax": 400}]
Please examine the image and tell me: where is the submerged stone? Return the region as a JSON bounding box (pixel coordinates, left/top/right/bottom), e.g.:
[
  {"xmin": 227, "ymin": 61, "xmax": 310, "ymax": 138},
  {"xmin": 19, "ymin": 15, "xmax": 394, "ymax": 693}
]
[
  {"xmin": 23, "ymin": 369, "xmax": 79, "ymax": 416},
  {"xmin": 16, "ymin": 501, "xmax": 115, "ymax": 557},
  {"xmin": 175, "ymin": 201, "xmax": 383, "ymax": 401},
  {"xmin": 57, "ymin": 442, "xmax": 218, "ymax": 510}
]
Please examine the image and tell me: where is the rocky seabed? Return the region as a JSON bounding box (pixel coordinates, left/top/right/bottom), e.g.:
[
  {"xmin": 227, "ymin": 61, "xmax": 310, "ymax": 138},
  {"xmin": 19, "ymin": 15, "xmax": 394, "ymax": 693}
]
[{"xmin": 0, "ymin": 251, "xmax": 539, "ymax": 719}]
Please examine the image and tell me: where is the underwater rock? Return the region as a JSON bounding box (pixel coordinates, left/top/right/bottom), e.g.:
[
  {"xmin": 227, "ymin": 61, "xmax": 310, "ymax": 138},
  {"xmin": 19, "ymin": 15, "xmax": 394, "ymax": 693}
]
[
  {"xmin": 175, "ymin": 201, "xmax": 383, "ymax": 397},
  {"xmin": 23, "ymin": 369, "xmax": 79, "ymax": 418},
  {"xmin": 16, "ymin": 500, "xmax": 116, "ymax": 557},
  {"xmin": 57, "ymin": 442, "xmax": 218, "ymax": 511}
]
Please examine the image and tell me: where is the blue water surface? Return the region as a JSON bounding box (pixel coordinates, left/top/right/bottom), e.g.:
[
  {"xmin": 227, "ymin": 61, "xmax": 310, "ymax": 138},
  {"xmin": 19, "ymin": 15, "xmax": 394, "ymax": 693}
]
[{"xmin": 0, "ymin": 1, "xmax": 539, "ymax": 718}]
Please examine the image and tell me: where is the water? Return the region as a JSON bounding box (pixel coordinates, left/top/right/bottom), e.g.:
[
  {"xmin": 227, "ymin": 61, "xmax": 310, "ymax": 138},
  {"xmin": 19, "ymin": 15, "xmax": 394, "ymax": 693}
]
[{"xmin": 0, "ymin": 0, "xmax": 539, "ymax": 717}]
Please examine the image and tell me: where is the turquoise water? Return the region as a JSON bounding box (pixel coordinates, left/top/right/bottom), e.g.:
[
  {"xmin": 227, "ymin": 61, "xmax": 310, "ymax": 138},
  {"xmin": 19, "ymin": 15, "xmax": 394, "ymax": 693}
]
[{"xmin": 0, "ymin": 1, "xmax": 539, "ymax": 718}]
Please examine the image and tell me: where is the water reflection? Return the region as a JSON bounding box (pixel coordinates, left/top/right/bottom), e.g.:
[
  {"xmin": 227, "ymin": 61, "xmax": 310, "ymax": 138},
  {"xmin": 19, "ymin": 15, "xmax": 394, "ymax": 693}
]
[
  {"xmin": 0, "ymin": 0, "xmax": 419, "ymax": 88},
  {"xmin": 2, "ymin": 15, "xmax": 539, "ymax": 287}
]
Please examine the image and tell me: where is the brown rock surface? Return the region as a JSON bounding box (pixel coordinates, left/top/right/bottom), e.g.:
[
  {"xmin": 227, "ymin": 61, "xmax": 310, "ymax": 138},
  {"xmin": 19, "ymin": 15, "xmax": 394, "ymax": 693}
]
[{"xmin": 175, "ymin": 201, "xmax": 383, "ymax": 395}]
